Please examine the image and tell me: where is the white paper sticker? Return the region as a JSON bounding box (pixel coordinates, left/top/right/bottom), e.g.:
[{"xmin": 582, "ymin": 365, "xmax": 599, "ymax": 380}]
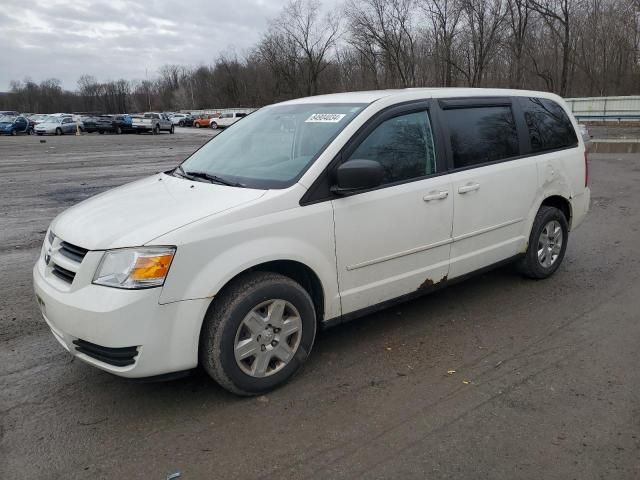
[{"xmin": 305, "ymin": 113, "xmax": 346, "ymax": 123}]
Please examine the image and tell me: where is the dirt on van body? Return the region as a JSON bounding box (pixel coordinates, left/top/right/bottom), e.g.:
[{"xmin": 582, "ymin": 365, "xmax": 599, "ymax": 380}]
[{"xmin": 1, "ymin": 130, "xmax": 640, "ymax": 479}]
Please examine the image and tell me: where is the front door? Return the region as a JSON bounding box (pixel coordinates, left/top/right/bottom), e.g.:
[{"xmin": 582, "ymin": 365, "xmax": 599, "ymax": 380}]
[{"xmin": 332, "ymin": 108, "xmax": 453, "ymax": 315}]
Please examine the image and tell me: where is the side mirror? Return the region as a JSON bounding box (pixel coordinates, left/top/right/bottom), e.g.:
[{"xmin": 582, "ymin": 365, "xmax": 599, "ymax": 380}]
[{"xmin": 332, "ymin": 159, "xmax": 384, "ymax": 195}]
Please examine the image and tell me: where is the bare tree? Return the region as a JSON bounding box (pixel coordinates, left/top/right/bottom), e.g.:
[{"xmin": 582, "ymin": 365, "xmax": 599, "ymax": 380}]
[
  {"xmin": 345, "ymin": 0, "xmax": 420, "ymax": 87},
  {"xmin": 421, "ymin": 0, "xmax": 463, "ymax": 86},
  {"xmin": 458, "ymin": 0, "xmax": 508, "ymax": 86},
  {"xmin": 529, "ymin": 0, "xmax": 577, "ymax": 95},
  {"xmin": 267, "ymin": 0, "xmax": 341, "ymax": 96},
  {"xmin": 506, "ymin": 0, "xmax": 531, "ymax": 87}
]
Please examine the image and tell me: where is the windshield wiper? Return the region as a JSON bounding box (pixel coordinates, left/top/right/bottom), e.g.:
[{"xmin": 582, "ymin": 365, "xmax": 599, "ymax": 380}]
[{"xmin": 183, "ymin": 170, "xmax": 246, "ymax": 188}]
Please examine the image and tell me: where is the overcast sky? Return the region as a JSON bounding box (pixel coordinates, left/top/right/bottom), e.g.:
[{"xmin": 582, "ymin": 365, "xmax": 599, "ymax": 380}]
[{"xmin": 0, "ymin": 0, "xmax": 305, "ymax": 91}]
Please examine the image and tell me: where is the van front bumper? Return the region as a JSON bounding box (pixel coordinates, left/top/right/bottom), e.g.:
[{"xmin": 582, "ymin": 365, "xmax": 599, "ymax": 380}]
[{"xmin": 33, "ymin": 261, "xmax": 210, "ymax": 378}]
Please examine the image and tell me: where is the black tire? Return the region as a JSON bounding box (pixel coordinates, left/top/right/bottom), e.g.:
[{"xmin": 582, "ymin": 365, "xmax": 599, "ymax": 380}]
[
  {"xmin": 98, "ymin": 130, "xmax": 104, "ymax": 134},
  {"xmin": 153, "ymin": 125, "xmax": 160, "ymax": 135},
  {"xmin": 27, "ymin": 128, "xmax": 33, "ymax": 135},
  {"xmin": 170, "ymin": 125, "xmax": 175, "ymax": 134},
  {"xmin": 200, "ymin": 271, "xmax": 317, "ymax": 396},
  {"xmin": 115, "ymin": 126, "xmax": 122, "ymax": 135},
  {"xmin": 195, "ymin": 123, "xmax": 201, "ymax": 128},
  {"xmin": 179, "ymin": 121, "xmax": 184, "ymax": 127},
  {"xmin": 55, "ymin": 128, "xmax": 62, "ymax": 136},
  {"xmin": 211, "ymin": 122, "xmax": 218, "ymax": 130},
  {"xmin": 10, "ymin": 129, "xmax": 16, "ymax": 136},
  {"xmin": 518, "ymin": 206, "xmax": 569, "ymax": 279}
]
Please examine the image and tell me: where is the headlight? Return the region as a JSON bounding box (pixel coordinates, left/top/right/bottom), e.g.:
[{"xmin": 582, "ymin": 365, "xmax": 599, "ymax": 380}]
[{"xmin": 93, "ymin": 247, "xmax": 176, "ymax": 289}]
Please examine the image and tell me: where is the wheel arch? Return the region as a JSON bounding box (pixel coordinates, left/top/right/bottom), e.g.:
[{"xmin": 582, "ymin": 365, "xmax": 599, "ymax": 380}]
[
  {"xmin": 205, "ymin": 259, "xmax": 326, "ymax": 326},
  {"xmin": 540, "ymin": 195, "xmax": 572, "ymax": 229}
]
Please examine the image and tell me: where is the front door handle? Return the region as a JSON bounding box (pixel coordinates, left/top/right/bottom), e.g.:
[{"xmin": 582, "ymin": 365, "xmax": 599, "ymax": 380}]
[
  {"xmin": 458, "ymin": 182, "xmax": 480, "ymax": 194},
  {"xmin": 423, "ymin": 191, "xmax": 449, "ymax": 202}
]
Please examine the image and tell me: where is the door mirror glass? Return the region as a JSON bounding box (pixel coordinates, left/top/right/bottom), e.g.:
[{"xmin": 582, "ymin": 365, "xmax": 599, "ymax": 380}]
[{"xmin": 333, "ymin": 159, "xmax": 384, "ymax": 194}]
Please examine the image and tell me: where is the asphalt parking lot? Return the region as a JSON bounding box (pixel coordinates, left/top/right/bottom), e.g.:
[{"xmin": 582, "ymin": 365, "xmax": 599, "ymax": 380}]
[{"xmin": 1, "ymin": 129, "xmax": 639, "ymax": 479}]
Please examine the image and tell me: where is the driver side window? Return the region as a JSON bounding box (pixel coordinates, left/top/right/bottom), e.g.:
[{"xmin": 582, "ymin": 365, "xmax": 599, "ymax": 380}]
[{"xmin": 347, "ymin": 111, "xmax": 436, "ymax": 186}]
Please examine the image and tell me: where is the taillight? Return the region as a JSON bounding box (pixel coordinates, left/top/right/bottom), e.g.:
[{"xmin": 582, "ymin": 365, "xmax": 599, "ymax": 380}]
[{"xmin": 584, "ymin": 151, "xmax": 589, "ymax": 187}]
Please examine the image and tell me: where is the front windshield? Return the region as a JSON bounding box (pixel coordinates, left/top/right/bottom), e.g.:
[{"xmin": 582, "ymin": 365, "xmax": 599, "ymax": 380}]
[{"xmin": 181, "ymin": 103, "xmax": 365, "ymax": 189}]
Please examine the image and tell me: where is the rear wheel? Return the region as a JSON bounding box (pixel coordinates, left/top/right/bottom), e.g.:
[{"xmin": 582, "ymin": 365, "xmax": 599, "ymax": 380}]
[
  {"xmin": 211, "ymin": 122, "xmax": 218, "ymax": 130},
  {"xmin": 55, "ymin": 128, "xmax": 62, "ymax": 136},
  {"xmin": 179, "ymin": 121, "xmax": 184, "ymax": 127},
  {"xmin": 519, "ymin": 206, "xmax": 569, "ymax": 279},
  {"xmin": 153, "ymin": 125, "xmax": 160, "ymax": 135},
  {"xmin": 10, "ymin": 129, "xmax": 17, "ymax": 136},
  {"xmin": 115, "ymin": 126, "xmax": 122, "ymax": 135},
  {"xmin": 170, "ymin": 125, "xmax": 175, "ymax": 134},
  {"xmin": 195, "ymin": 123, "xmax": 201, "ymax": 128},
  {"xmin": 200, "ymin": 271, "xmax": 317, "ymax": 396}
]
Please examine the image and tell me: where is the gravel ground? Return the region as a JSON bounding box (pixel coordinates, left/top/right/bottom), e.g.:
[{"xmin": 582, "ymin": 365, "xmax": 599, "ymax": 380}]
[{"xmin": 1, "ymin": 129, "xmax": 639, "ymax": 479}]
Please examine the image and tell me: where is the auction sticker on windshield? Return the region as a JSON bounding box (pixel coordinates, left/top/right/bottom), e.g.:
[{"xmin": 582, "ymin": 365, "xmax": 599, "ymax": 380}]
[{"xmin": 305, "ymin": 113, "xmax": 346, "ymax": 123}]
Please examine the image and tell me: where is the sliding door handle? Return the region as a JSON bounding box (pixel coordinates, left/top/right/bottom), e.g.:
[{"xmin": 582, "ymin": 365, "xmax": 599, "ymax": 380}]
[{"xmin": 458, "ymin": 182, "xmax": 480, "ymax": 194}]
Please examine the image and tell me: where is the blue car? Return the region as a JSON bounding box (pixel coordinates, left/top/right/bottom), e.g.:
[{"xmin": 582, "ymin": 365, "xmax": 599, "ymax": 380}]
[{"xmin": 0, "ymin": 115, "xmax": 33, "ymax": 135}]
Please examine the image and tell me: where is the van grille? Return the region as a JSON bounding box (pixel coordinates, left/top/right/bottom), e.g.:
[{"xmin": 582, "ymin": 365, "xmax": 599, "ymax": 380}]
[
  {"xmin": 59, "ymin": 241, "xmax": 88, "ymax": 263},
  {"xmin": 51, "ymin": 264, "xmax": 76, "ymax": 283},
  {"xmin": 73, "ymin": 339, "xmax": 139, "ymax": 367},
  {"xmin": 47, "ymin": 238, "xmax": 89, "ymax": 285}
]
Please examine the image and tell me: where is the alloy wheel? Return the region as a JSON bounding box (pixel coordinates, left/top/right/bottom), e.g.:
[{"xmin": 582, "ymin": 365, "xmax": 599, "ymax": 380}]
[{"xmin": 233, "ymin": 299, "xmax": 302, "ymax": 378}]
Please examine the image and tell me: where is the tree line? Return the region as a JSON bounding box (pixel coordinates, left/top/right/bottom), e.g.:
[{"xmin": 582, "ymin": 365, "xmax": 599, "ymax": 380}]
[{"xmin": 2, "ymin": 0, "xmax": 638, "ymax": 114}]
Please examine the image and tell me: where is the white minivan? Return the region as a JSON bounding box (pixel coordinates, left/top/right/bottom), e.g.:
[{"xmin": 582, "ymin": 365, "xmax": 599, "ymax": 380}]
[
  {"xmin": 210, "ymin": 111, "xmax": 247, "ymax": 129},
  {"xmin": 33, "ymin": 88, "xmax": 590, "ymax": 395}
]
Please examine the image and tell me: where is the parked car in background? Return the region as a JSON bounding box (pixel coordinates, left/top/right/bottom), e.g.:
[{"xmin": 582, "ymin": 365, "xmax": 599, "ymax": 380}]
[
  {"xmin": 170, "ymin": 113, "xmax": 194, "ymax": 127},
  {"xmin": 132, "ymin": 112, "xmax": 174, "ymax": 134},
  {"xmin": 0, "ymin": 115, "xmax": 33, "ymax": 135},
  {"xmin": 29, "ymin": 114, "xmax": 50, "ymax": 125},
  {"xmin": 33, "ymin": 88, "xmax": 589, "ymax": 395},
  {"xmin": 210, "ymin": 111, "xmax": 247, "ymax": 129},
  {"xmin": 0, "ymin": 110, "xmax": 19, "ymax": 117},
  {"xmin": 81, "ymin": 115, "xmax": 100, "ymax": 133},
  {"xmin": 193, "ymin": 114, "xmax": 214, "ymax": 128},
  {"xmin": 35, "ymin": 116, "xmax": 80, "ymax": 135},
  {"xmin": 91, "ymin": 114, "xmax": 134, "ymax": 134}
]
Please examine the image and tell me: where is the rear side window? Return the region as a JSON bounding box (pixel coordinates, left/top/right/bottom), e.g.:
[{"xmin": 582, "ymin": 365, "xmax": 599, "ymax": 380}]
[
  {"xmin": 443, "ymin": 106, "xmax": 519, "ymax": 168},
  {"xmin": 347, "ymin": 111, "xmax": 436, "ymax": 185},
  {"xmin": 522, "ymin": 98, "xmax": 578, "ymax": 152}
]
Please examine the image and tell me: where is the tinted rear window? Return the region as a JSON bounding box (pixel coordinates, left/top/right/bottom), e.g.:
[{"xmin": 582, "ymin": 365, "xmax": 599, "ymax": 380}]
[
  {"xmin": 522, "ymin": 98, "xmax": 578, "ymax": 152},
  {"xmin": 443, "ymin": 106, "xmax": 519, "ymax": 168}
]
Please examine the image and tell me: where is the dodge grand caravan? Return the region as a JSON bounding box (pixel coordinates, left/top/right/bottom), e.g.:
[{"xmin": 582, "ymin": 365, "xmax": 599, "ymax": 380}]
[{"xmin": 33, "ymin": 88, "xmax": 590, "ymax": 395}]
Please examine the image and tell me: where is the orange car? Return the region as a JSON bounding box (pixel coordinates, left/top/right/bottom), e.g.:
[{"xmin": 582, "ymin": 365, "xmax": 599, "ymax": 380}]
[{"xmin": 193, "ymin": 114, "xmax": 219, "ymax": 128}]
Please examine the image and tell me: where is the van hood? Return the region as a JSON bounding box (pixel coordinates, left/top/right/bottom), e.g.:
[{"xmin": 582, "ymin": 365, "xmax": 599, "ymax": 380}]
[{"xmin": 51, "ymin": 173, "xmax": 266, "ymax": 250}]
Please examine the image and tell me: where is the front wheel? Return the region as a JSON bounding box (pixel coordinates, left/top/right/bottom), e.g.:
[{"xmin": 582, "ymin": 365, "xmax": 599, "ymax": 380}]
[
  {"xmin": 115, "ymin": 126, "xmax": 122, "ymax": 135},
  {"xmin": 519, "ymin": 206, "xmax": 569, "ymax": 279},
  {"xmin": 10, "ymin": 129, "xmax": 17, "ymax": 136},
  {"xmin": 210, "ymin": 122, "xmax": 218, "ymax": 130},
  {"xmin": 55, "ymin": 128, "xmax": 62, "ymax": 136},
  {"xmin": 170, "ymin": 125, "xmax": 175, "ymax": 134},
  {"xmin": 200, "ymin": 272, "xmax": 317, "ymax": 396},
  {"xmin": 153, "ymin": 125, "xmax": 160, "ymax": 135}
]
